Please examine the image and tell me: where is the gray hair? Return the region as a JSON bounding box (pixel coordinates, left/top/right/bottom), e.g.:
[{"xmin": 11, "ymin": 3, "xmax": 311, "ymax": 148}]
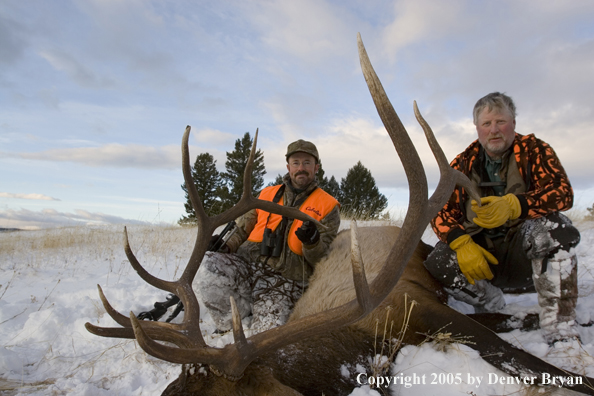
[{"xmin": 472, "ymin": 92, "xmax": 517, "ymax": 125}]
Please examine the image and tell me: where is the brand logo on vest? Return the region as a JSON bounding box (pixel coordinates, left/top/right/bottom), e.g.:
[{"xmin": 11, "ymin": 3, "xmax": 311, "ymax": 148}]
[{"xmin": 306, "ymin": 206, "xmax": 322, "ymax": 217}]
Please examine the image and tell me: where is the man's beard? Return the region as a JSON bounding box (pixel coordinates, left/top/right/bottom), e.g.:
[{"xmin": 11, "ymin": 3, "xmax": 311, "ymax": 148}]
[{"xmin": 484, "ymin": 136, "xmax": 510, "ymax": 158}]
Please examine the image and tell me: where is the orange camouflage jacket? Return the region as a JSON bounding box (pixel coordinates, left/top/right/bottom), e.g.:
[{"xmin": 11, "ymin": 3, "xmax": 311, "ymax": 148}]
[{"xmin": 432, "ymin": 133, "xmax": 574, "ymax": 244}]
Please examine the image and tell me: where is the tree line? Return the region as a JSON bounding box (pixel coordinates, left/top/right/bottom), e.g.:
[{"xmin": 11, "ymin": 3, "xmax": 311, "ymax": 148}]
[{"xmin": 179, "ymin": 132, "xmax": 388, "ymax": 225}]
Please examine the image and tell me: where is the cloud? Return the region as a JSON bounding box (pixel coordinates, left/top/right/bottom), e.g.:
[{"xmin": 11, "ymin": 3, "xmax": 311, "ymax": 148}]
[
  {"xmin": 381, "ymin": 0, "xmax": 468, "ymax": 61},
  {"xmin": 0, "ymin": 208, "xmax": 150, "ymax": 230},
  {"xmin": 369, "ymin": 2, "xmax": 594, "ymax": 108},
  {"xmin": 191, "ymin": 128, "xmax": 236, "ymax": 147},
  {"xmin": 246, "ymin": 0, "xmax": 353, "ymax": 62},
  {"xmin": 0, "ymin": 193, "xmax": 60, "ymax": 201},
  {"xmin": 39, "ymin": 49, "xmax": 117, "ymax": 89},
  {"xmin": 8, "ymin": 143, "xmax": 186, "ymax": 169},
  {"xmin": 69, "ymin": 0, "xmax": 196, "ymax": 93}
]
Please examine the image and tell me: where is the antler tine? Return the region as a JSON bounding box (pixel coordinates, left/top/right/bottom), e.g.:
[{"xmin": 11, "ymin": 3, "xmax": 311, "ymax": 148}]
[
  {"xmin": 357, "ymin": 35, "xmax": 428, "ymax": 213},
  {"xmin": 230, "ymin": 296, "xmax": 248, "ymax": 345},
  {"xmin": 349, "ymin": 221, "xmax": 372, "ymax": 312},
  {"xmin": 129, "ymin": 312, "xmax": 216, "ymax": 361},
  {"xmin": 86, "ymin": 321, "xmax": 197, "ymax": 348},
  {"xmin": 123, "ymin": 226, "xmax": 176, "ymax": 293},
  {"xmin": 85, "ymin": 284, "xmax": 200, "ymax": 347},
  {"xmin": 241, "ymin": 128, "xmax": 259, "ymax": 200},
  {"xmin": 182, "ymin": 125, "xmax": 215, "ymax": 282},
  {"xmin": 182, "ymin": 125, "xmax": 209, "ymax": 228},
  {"xmin": 413, "ymin": 101, "xmax": 482, "ymax": 209},
  {"xmin": 96, "ymin": 284, "xmax": 132, "ymax": 327},
  {"xmin": 356, "ymin": 32, "xmax": 430, "ymax": 299},
  {"xmin": 413, "ymin": 101, "xmax": 449, "ymax": 170}
]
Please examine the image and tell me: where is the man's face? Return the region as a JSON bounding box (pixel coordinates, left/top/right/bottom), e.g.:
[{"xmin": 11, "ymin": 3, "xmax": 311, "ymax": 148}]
[
  {"xmin": 476, "ymin": 107, "xmax": 516, "ymax": 159},
  {"xmin": 286, "ymin": 152, "xmax": 319, "ymax": 189}
]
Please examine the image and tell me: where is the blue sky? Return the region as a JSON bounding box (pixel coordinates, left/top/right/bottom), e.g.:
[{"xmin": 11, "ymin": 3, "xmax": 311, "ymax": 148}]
[{"xmin": 2, "ymin": 0, "xmax": 594, "ymax": 229}]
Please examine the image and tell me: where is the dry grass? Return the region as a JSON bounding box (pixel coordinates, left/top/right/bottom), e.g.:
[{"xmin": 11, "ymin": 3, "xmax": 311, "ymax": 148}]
[
  {"xmin": 340, "ymin": 206, "xmax": 406, "ymax": 226},
  {"xmin": 417, "ymin": 323, "xmax": 476, "ymax": 352},
  {"xmin": 0, "ymin": 225, "xmax": 186, "ymax": 253},
  {"xmin": 0, "ymin": 227, "xmax": 116, "ymax": 253},
  {"xmin": 369, "ymin": 294, "xmax": 418, "ymax": 394},
  {"xmin": 564, "ymin": 207, "xmax": 594, "ymax": 224},
  {"xmin": 0, "ymin": 225, "xmax": 196, "ymax": 272},
  {"xmin": 0, "ymin": 378, "xmax": 56, "ymax": 395}
]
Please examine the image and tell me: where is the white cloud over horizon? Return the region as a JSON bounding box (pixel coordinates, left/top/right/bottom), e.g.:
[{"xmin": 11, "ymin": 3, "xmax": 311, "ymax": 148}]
[
  {"xmin": 9, "ymin": 144, "xmax": 182, "ymax": 169},
  {"xmin": 0, "ymin": 192, "xmax": 60, "ymax": 201},
  {"xmin": 0, "ymin": 208, "xmax": 151, "ymax": 230}
]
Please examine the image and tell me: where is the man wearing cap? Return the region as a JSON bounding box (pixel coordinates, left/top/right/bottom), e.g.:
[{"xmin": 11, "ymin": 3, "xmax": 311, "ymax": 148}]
[
  {"xmin": 192, "ymin": 139, "xmax": 341, "ymax": 333},
  {"xmin": 424, "ymin": 92, "xmax": 581, "ymax": 346}
]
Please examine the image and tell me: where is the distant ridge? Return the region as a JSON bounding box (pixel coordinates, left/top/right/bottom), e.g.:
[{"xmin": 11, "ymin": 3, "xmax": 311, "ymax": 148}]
[{"xmin": 0, "ymin": 228, "xmax": 22, "ymax": 232}]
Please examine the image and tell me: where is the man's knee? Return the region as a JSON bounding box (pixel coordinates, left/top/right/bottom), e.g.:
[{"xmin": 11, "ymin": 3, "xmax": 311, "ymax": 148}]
[
  {"xmin": 425, "ymin": 241, "xmax": 506, "ymax": 313},
  {"xmin": 424, "ymin": 241, "xmax": 465, "ymax": 288},
  {"xmin": 522, "ymin": 212, "xmax": 580, "ymax": 260},
  {"xmin": 194, "ymin": 252, "xmax": 253, "ymax": 330}
]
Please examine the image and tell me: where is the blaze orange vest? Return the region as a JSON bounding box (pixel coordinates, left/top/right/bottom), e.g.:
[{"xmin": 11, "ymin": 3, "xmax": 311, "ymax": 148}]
[{"xmin": 247, "ymin": 185, "xmax": 339, "ymax": 256}]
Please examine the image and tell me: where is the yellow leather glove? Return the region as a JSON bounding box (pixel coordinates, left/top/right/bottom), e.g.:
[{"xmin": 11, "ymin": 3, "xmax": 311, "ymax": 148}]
[
  {"xmin": 450, "ymin": 234, "xmax": 498, "ymax": 285},
  {"xmin": 471, "ymin": 194, "xmax": 521, "ymax": 229}
]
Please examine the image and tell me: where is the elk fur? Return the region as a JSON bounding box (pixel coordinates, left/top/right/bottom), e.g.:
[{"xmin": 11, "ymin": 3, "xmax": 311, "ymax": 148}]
[{"xmin": 162, "ymin": 226, "xmax": 594, "ymax": 395}]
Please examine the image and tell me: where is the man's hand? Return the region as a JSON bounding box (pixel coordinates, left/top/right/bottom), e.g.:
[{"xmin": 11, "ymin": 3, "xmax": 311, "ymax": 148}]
[
  {"xmin": 471, "ymin": 193, "xmax": 521, "ymax": 229},
  {"xmin": 208, "ymin": 234, "xmax": 230, "ymax": 253},
  {"xmin": 450, "ymin": 234, "xmax": 498, "ymax": 285},
  {"xmin": 295, "ymin": 221, "xmax": 320, "ymax": 245}
]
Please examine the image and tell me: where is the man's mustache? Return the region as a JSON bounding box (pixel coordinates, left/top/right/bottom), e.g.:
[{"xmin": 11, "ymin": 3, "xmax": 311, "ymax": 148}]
[{"xmin": 296, "ymin": 171, "xmax": 309, "ymax": 176}]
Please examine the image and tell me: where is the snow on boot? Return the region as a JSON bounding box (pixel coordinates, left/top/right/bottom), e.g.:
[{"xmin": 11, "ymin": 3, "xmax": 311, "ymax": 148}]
[
  {"xmin": 532, "ymin": 249, "xmax": 580, "ymax": 344},
  {"xmin": 445, "ymin": 279, "xmax": 506, "ymax": 313}
]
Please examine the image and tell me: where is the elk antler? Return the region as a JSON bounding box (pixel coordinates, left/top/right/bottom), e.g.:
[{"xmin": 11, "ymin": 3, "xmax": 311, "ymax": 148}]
[
  {"xmin": 86, "ymin": 33, "xmax": 479, "ymax": 380},
  {"xmin": 85, "ymin": 127, "xmax": 325, "ymax": 361}
]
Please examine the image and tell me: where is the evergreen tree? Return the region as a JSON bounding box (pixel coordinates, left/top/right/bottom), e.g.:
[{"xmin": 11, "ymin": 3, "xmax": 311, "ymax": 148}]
[
  {"xmin": 178, "ymin": 152, "xmax": 225, "ymax": 225},
  {"xmin": 220, "ymin": 132, "xmax": 266, "ymax": 209},
  {"xmin": 339, "ymin": 161, "xmax": 388, "ymax": 219},
  {"xmin": 316, "ymin": 163, "xmax": 327, "ymax": 186},
  {"xmin": 316, "ymin": 163, "xmax": 341, "ymax": 198},
  {"xmin": 267, "ymin": 173, "xmax": 285, "ymax": 187},
  {"xmin": 324, "ymin": 175, "xmax": 341, "ymax": 200}
]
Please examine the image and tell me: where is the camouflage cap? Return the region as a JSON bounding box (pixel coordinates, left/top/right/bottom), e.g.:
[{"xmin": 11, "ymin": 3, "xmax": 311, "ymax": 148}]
[{"xmin": 285, "ymin": 139, "xmax": 319, "ymax": 162}]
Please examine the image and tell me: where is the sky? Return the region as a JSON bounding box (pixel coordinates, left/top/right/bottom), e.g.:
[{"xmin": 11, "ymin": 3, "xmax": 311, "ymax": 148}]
[{"xmin": 1, "ymin": 0, "xmax": 594, "ymax": 229}]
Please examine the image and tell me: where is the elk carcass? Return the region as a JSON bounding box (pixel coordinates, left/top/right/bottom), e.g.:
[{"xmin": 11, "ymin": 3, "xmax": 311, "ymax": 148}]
[{"xmin": 85, "ymin": 34, "xmax": 594, "ymax": 396}]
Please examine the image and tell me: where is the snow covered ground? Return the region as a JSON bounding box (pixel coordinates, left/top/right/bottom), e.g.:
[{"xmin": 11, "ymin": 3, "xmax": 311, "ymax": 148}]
[{"xmin": 1, "ymin": 220, "xmax": 594, "ymax": 395}]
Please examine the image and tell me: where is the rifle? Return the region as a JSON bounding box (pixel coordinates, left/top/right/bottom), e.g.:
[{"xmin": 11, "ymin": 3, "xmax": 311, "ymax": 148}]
[
  {"xmin": 208, "ymin": 220, "xmax": 237, "ymax": 252},
  {"xmin": 137, "ymin": 221, "xmax": 237, "ymax": 322}
]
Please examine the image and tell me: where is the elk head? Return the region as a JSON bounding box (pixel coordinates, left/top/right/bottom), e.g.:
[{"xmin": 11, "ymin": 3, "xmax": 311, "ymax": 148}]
[{"xmin": 85, "ymin": 33, "xmax": 479, "ymax": 395}]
